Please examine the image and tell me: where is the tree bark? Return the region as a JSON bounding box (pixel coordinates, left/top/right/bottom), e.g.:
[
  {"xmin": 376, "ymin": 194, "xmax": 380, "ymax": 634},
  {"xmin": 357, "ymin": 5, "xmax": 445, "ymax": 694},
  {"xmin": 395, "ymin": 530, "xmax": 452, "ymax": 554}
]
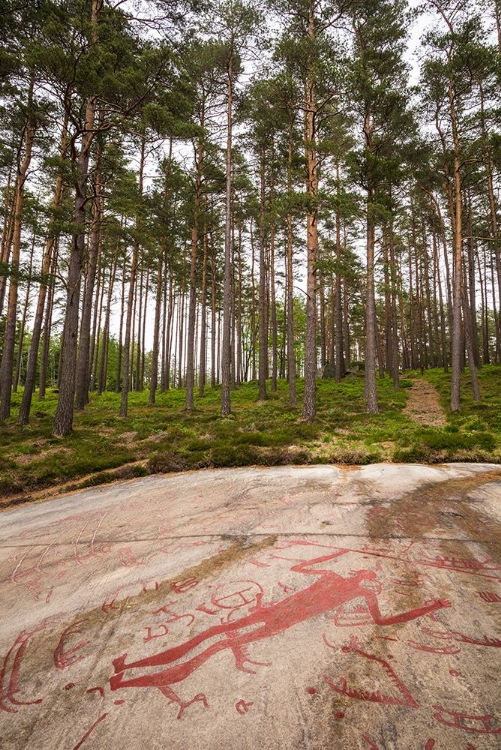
[
  {"xmin": 0, "ymin": 98, "xmax": 35, "ymax": 421},
  {"xmin": 302, "ymin": 2, "xmax": 319, "ymax": 420},
  {"xmin": 221, "ymin": 56, "xmax": 233, "ymax": 416},
  {"xmin": 39, "ymin": 246, "xmax": 58, "ymax": 400},
  {"xmin": 258, "ymin": 148, "xmax": 268, "ymax": 401},
  {"xmin": 119, "ymin": 135, "xmax": 145, "ymax": 418},
  {"xmin": 98, "ymin": 256, "xmax": 117, "ymax": 394},
  {"xmin": 449, "ymin": 73, "xmax": 464, "ymax": 412},
  {"xmin": 75, "ymin": 155, "xmax": 102, "ymax": 410},
  {"xmin": 364, "ymin": 183, "xmax": 378, "ymax": 413},
  {"xmin": 199, "ymin": 222, "xmax": 208, "ymax": 397},
  {"xmin": 286, "ymin": 209, "xmax": 296, "ymax": 406},
  {"xmin": 53, "ymin": 0, "xmax": 101, "ymax": 435},
  {"xmin": 186, "ymin": 133, "xmax": 204, "ymax": 410},
  {"xmin": 14, "ymin": 230, "xmax": 35, "ymax": 391}
]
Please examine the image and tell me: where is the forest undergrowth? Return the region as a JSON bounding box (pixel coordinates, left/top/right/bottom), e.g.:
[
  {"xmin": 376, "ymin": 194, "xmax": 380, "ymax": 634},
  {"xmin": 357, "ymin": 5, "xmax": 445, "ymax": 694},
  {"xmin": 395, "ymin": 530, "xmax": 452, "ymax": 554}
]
[{"xmin": 1, "ymin": 366, "xmax": 500, "ymax": 504}]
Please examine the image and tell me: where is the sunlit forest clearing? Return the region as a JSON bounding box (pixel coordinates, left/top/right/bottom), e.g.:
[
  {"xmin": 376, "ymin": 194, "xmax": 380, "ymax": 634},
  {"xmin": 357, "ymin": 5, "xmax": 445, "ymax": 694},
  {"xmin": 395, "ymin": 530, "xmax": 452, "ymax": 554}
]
[
  {"xmin": 1, "ymin": 0, "xmax": 500, "ymax": 500},
  {"xmin": 1, "ymin": 366, "xmax": 500, "ymax": 504}
]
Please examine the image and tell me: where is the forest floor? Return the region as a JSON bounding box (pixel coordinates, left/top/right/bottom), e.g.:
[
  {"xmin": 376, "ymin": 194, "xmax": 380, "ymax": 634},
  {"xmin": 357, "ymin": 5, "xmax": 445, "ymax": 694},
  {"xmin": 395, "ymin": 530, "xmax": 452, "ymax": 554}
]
[{"xmin": 1, "ymin": 365, "xmax": 500, "ymax": 509}]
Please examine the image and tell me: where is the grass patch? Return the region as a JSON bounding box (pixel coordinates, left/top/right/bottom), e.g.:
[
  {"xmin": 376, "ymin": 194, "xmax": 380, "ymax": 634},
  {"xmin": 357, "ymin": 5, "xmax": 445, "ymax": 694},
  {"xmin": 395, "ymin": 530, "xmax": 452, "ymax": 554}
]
[{"xmin": 1, "ymin": 366, "xmax": 500, "ymax": 499}]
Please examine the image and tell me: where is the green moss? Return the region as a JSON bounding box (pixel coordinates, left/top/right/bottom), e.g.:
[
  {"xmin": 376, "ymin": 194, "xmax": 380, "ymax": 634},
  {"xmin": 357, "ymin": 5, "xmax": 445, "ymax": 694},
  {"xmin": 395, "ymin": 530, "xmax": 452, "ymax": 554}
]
[{"xmin": 210, "ymin": 445, "xmax": 256, "ymax": 467}]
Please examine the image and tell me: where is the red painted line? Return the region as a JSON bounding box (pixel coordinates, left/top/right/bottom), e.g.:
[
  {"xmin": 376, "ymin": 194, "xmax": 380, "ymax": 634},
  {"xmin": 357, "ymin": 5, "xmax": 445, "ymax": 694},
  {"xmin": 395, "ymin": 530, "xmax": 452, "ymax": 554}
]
[{"xmin": 72, "ymin": 713, "xmax": 108, "ymax": 750}]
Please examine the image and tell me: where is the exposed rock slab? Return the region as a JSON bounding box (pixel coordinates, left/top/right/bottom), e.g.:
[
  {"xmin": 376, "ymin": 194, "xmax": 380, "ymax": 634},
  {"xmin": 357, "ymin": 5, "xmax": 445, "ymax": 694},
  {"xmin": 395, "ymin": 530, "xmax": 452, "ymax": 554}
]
[{"xmin": 0, "ymin": 464, "xmax": 500, "ymax": 749}]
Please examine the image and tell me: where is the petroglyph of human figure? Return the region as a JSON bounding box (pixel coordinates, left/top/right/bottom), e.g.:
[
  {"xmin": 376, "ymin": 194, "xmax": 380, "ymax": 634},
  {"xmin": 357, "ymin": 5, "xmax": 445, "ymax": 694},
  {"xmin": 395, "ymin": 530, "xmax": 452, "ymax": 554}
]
[{"xmin": 110, "ymin": 551, "xmax": 451, "ymax": 717}]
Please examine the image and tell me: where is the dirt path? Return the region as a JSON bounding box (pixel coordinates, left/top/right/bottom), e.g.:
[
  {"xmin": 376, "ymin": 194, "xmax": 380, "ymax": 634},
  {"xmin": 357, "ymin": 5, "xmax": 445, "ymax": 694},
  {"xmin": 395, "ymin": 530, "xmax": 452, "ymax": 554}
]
[{"xmin": 403, "ymin": 378, "xmax": 447, "ymax": 427}]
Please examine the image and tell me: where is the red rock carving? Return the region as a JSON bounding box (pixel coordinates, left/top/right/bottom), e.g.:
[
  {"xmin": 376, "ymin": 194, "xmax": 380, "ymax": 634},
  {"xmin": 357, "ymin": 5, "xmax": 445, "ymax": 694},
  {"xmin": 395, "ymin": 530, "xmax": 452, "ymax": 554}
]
[
  {"xmin": 73, "ymin": 511, "xmax": 109, "ymax": 566},
  {"xmin": 235, "ymin": 699, "xmax": 253, "ymax": 714},
  {"xmin": 195, "ymin": 603, "xmax": 220, "ymax": 615},
  {"xmin": 144, "ymin": 608, "xmax": 196, "ymax": 643},
  {"xmin": 151, "ymin": 604, "xmax": 195, "ymax": 622},
  {"xmin": 432, "ymin": 705, "xmax": 501, "ymax": 734},
  {"xmin": 333, "ymin": 603, "xmax": 374, "ymax": 627},
  {"xmin": 210, "ymin": 580, "xmax": 264, "ymax": 610},
  {"xmin": 324, "ymin": 637, "xmax": 419, "ymax": 708},
  {"xmin": 349, "ymin": 542, "xmax": 501, "ymax": 582},
  {"xmin": 415, "ymin": 553, "xmax": 501, "ymax": 581},
  {"xmin": 362, "ymin": 735, "xmax": 380, "ymax": 749},
  {"xmin": 86, "ymin": 686, "xmax": 105, "ymax": 697},
  {"xmin": 53, "ymin": 621, "xmax": 91, "ymax": 670},
  {"xmin": 118, "ymin": 548, "xmax": 141, "ymax": 568},
  {"xmin": 407, "ymin": 640, "xmax": 461, "ymax": 655},
  {"xmin": 110, "ymin": 552, "xmax": 449, "ymax": 716},
  {"xmin": 421, "ymin": 627, "xmax": 501, "ymax": 648},
  {"xmin": 171, "ymin": 577, "xmax": 199, "ymax": 594},
  {"xmin": 478, "ymin": 591, "xmax": 501, "ymax": 603},
  {"xmin": 1, "ymin": 622, "xmax": 49, "ymax": 713},
  {"xmin": 72, "ymin": 712, "xmax": 108, "ymax": 749}
]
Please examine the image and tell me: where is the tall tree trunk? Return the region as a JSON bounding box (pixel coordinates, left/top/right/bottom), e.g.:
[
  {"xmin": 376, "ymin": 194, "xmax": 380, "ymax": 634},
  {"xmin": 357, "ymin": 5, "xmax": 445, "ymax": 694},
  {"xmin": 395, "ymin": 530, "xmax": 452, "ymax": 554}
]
[
  {"xmin": 120, "ymin": 136, "xmax": 145, "ymax": 417},
  {"xmin": 116, "ymin": 252, "xmax": 127, "ymax": 393},
  {"xmin": 133, "ymin": 268, "xmax": 142, "ymax": 390},
  {"xmin": 39, "ymin": 245, "xmax": 58, "ymax": 400},
  {"xmin": 462, "ymin": 267, "xmax": 481, "ymax": 402},
  {"xmin": 269, "ymin": 150, "xmax": 278, "ymax": 393},
  {"xmin": 478, "ymin": 246, "xmax": 490, "ymax": 365},
  {"xmin": 149, "ymin": 254, "xmax": 163, "ymax": 405},
  {"xmin": 75, "ymin": 155, "xmax": 102, "ymax": 410},
  {"xmin": 53, "ymin": 0, "xmax": 100, "ymax": 435},
  {"xmin": 432, "ymin": 227, "xmax": 448, "ymax": 372},
  {"xmin": 465, "ymin": 197, "xmax": 480, "ymax": 367},
  {"xmin": 0, "ymin": 96, "xmax": 35, "ymax": 421},
  {"xmin": 342, "ymin": 225, "xmax": 351, "ymax": 367},
  {"xmin": 235, "ymin": 221, "xmax": 243, "ymax": 385},
  {"xmin": 286, "ymin": 211, "xmax": 296, "ymax": 406},
  {"xmin": 14, "ymin": 230, "xmax": 35, "ymax": 391},
  {"xmin": 90, "ymin": 266, "xmax": 105, "ymax": 391},
  {"xmin": 334, "ymin": 184, "xmax": 345, "ymax": 381},
  {"xmin": 319, "ymin": 269, "xmax": 326, "ymax": 370},
  {"xmin": 422, "ymin": 223, "xmax": 435, "ymax": 368},
  {"xmin": 160, "ymin": 263, "xmax": 168, "ymax": 392},
  {"xmin": 0, "ymin": 140, "xmax": 20, "ymax": 319},
  {"xmin": 165, "ymin": 275, "xmax": 175, "ymax": 390},
  {"xmin": 258, "ymin": 148, "xmax": 268, "ymax": 401},
  {"xmin": 449, "ymin": 83, "xmax": 464, "ymax": 411},
  {"xmin": 210, "ymin": 231, "xmax": 217, "ymax": 388},
  {"xmin": 177, "ymin": 279, "xmax": 186, "ymax": 388},
  {"xmin": 302, "ymin": 4, "xmax": 319, "ymax": 420},
  {"xmin": 364, "ymin": 189, "xmax": 378, "ymax": 413},
  {"xmin": 98, "ymin": 256, "xmax": 117, "ymax": 394},
  {"xmin": 139, "ymin": 266, "xmax": 149, "ymax": 390},
  {"xmin": 388, "ymin": 224, "xmax": 400, "ymax": 388},
  {"xmin": 250, "ymin": 220, "xmax": 257, "ymax": 381},
  {"xmin": 479, "ymin": 82, "xmax": 501, "ymax": 356},
  {"xmin": 186, "ymin": 134, "xmax": 204, "ymax": 410},
  {"xmin": 221, "ymin": 58, "xmax": 233, "ymax": 416},
  {"xmin": 383, "ymin": 230, "xmax": 392, "ymax": 378},
  {"xmin": 199, "ymin": 223, "xmax": 208, "ymax": 397}
]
